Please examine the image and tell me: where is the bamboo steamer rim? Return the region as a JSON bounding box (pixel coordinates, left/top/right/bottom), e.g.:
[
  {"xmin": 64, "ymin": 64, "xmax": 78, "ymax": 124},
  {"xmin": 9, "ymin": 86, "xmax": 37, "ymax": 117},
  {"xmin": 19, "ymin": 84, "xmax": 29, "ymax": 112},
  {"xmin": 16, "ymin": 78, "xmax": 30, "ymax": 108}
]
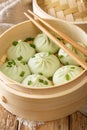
[
  {"xmin": 0, "ymin": 20, "xmax": 87, "ymax": 121},
  {"xmin": 0, "ymin": 20, "xmax": 87, "ymax": 97},
  {"xmin": 0, "ymin": 70, "xmax": 87, "ymax": 99},
  {"xmin": 33, "ymin": 0, "xmax": 87, "ymax": 24},
  {"xmin": 0, "ymin": 69, "xmax": 86, "ymax": 90}
]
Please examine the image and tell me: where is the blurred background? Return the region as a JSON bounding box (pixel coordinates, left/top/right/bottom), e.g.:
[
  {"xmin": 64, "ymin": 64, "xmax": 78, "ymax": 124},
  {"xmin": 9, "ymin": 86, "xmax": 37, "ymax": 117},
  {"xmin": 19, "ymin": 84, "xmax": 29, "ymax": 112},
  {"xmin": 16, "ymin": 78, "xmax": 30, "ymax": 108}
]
[{"xmin": 0, "ymin": 0, "xmax": 32, "ymax": 34}]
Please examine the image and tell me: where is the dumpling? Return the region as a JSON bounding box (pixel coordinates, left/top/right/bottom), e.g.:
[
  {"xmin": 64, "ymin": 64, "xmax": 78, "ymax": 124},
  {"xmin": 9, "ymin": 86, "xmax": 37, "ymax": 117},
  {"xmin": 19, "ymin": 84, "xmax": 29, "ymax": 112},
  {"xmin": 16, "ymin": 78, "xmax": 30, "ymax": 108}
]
[
  {"xmin": 34, "ymin": 33, "xmax": 59, "ymax": 53},
  {"xmin": 7, "ymin": 40, "xmax": 35, "ymax": 62},
  {"xmin": 22, "ymin": 74, "xmax": 52, "ymax": 87},
  {"xmin": 58, "ymin": 42, "xmax": 87, "ymax": 65},
  {"xmin": 53, "ymin": 65, "xmax": 83, "ymax": 85},
  {"xmin": 0, "ymin": 59, "xmax": 31, "ymax": 82},
  {"xmin": 28, "ymin": 52, "xmax": 61, "ymax": 78}
]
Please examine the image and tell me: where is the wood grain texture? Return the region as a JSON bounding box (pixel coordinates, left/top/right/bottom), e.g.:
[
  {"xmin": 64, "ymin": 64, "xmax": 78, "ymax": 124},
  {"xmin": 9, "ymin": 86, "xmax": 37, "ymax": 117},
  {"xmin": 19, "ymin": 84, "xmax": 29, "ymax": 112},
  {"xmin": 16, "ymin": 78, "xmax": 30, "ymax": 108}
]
[
  {"xmin": 0, "ymin": 108, "xmax": 86, "ymax": 130},
  {"xmin": 70, "ymin": 111, "xmax": 87, "ymax": 130},
  {"xmin": 20, "ymin": 117, "xmax": 69, "ymax": 130},
  {"xmin": 0, "ymin": 105, "xmax": 18, "ymax": 130},
  {"xmin": 37, "ymin": 118, "xmax": 68, "ymax": 130},
  {"xmin": 20, "ymin": 112, "xmax": 87, "ymax": 130},
  {"xmin": 0, "ymin": 108, "xmax": 87, "ymax": 130}
]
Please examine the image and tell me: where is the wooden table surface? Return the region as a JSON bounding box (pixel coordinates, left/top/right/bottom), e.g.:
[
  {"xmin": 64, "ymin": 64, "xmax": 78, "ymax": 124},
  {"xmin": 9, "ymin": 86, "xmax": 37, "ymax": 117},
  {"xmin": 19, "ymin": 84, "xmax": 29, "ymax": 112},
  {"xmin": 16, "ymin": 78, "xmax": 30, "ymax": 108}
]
[{"xmin": 0, "ymin": 0, "xmax": 87, "ymax": 130}]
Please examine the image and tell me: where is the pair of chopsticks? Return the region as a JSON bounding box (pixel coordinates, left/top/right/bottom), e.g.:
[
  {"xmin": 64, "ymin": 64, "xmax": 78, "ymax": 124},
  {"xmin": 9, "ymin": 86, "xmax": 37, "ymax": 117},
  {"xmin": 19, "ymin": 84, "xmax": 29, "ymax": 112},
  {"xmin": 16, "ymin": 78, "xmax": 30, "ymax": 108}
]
[{"xmin": 24, "ymin": 10, "xmax": 87, "ymax": 70}]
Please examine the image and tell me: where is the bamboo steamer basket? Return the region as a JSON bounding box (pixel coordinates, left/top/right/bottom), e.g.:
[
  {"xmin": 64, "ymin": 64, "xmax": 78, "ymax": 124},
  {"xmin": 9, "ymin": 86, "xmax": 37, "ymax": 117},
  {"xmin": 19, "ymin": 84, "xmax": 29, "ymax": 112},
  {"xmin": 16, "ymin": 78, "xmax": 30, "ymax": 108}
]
[
  {"xmin": 0, "ymin": 19, "xmax": 87, "ymax": 121},
  {"xmin": 33, "ymin": 0, "xmax": 87, "ymax": 32}
]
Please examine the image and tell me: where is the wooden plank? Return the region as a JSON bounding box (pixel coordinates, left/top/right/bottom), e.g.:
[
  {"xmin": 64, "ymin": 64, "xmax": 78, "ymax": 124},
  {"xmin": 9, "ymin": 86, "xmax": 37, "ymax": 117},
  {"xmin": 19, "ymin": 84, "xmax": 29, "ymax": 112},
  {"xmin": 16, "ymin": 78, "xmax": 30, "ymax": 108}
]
[
  {"xmin": 0, "ymin": 105, "xmax": 87, "ymax": 130},
  {"xmin": 0, "ymin": 105, "xmax": 18, "ymax": 130},
  {"xmin": 20, "ymin": 112, "xmax": 87, "ymax": 130},
  {"xmin": 20, "ymin": 117, "xmax": 69, "ymax": 130},
  {"xmin": 70, "ymin": 111, "xmax": 87, "ymax": 130}
]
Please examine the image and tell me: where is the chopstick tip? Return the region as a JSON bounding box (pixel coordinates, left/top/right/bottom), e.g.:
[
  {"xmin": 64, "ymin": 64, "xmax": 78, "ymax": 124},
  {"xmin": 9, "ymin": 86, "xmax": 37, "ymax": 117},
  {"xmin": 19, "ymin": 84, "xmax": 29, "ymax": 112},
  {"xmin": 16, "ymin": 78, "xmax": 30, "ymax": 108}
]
[{"xmin": 24, "ymin": 12, "xmax": 28, "ymax": 17}]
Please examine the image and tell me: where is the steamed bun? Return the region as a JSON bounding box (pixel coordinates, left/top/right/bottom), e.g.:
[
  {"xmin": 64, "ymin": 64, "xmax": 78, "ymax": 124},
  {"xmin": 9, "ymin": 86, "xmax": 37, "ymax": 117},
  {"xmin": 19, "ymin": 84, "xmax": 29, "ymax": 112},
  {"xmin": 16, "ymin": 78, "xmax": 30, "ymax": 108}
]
[
  {"xmin": 53, "ymin": 65, "xmax": 83, "ymax": 85},
  {"xmin": 58, "ymin": 42, "xmax": 87, "ymax": 65},
  {"xmin": 7, "ymin": 40, "xmax": 35, "ymax": 62},
  {"xmin": 34, "ymin": 33, "xmax": 59, "ymax": 53},
  {"xmin": 22, "ymin": 74, "xmax": 52, "ymax": 87},
  {"xmin": 28, "ymin": 52, "xmax": 61, "ymax": 78},
  {"xmin": 0, "ymin": 59, "xmax": 31, "ymax": 82}
]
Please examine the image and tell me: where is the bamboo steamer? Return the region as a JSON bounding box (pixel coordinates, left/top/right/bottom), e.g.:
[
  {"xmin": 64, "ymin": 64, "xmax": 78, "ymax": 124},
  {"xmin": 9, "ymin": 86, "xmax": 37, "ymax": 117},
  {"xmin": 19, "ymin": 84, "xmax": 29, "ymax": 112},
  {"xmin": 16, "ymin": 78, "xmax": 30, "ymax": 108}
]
[
  {"xmin": 33, "ymin": 0, "xmax": 87, "ymax": 32},
  {"xmin": 0, "ymin": 19, "xmax": 87, "ymax": 121}
]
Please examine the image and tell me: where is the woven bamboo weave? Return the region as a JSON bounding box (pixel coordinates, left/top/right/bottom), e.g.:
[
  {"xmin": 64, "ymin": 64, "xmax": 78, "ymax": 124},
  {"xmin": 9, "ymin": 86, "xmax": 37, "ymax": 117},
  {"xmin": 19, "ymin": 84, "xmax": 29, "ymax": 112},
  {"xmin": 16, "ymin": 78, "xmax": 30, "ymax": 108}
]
[{"xmin": 37, "ymin": 0, "xmax": 87, "ymax": 22}]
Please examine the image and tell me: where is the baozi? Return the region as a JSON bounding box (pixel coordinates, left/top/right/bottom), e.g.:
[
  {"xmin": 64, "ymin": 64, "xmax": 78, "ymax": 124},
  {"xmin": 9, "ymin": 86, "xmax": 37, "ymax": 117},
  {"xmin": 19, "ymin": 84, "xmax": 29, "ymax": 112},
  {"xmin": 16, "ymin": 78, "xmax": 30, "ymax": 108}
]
[
  {"xmin": 58, "ymin": 42, "xmax": 87, "ymax": 65},
  {"xmin": 34, "ymin": 33, "xmax": 59, "ymax": 53},
  {"xmin": 22, "ymin": 74, "xmax": 52, "ymax": 87},
  {"xmin": 28, "ymin": 52, "xmax": 61, "ymax": 78},
  {"xmin": 0, "ymin": 59, "xmax": 31, "ymax": 82},
  {"xmin": 7, "ymin": 40, "xmax": 35, "ymax": 62},
  {"xmin": 53, "ymin": 65, "xmax": 83, "ymax": 85}
]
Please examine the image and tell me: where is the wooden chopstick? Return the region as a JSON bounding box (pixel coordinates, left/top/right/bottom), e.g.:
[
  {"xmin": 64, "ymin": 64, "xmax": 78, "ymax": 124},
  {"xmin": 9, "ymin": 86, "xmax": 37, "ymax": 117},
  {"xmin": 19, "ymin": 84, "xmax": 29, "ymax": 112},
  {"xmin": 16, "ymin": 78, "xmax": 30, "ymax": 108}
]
[
  {"xmin": 28, "ymin": 9, "xmax": 87, "ymax": 56},
  {"xmin": 24, "ymin": 11, "xmax": 87, "ymax": 70}
]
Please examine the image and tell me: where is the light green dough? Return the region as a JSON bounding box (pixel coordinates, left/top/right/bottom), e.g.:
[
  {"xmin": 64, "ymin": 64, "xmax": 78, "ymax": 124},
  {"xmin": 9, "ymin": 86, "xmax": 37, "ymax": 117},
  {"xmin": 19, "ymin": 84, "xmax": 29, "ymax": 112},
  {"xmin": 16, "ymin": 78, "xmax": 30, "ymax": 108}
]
[
  {"xmin": 34, "ymin": 33, "xmax": 59, "ymax": 53},
  {"xmin": 7, "ymin": 40, "xmax": 35, "ymax": 62},
  {"xmin": 58, "ymin": 42, "xmax": 87, "ymax": 65},
  {"xmin": 28, "ymin": 52, "xmax": 61, "ymax": 78},
  {"xmin": 22, "ymin": 74, "xmax": 52, "ymax": 87},
  {"xmin": 53, "ymin": 65, "xmax": 83, "ymax": 85},
  {"xmin": 0, "ymin": 59, "xmax": 31, "ymax": 82}
]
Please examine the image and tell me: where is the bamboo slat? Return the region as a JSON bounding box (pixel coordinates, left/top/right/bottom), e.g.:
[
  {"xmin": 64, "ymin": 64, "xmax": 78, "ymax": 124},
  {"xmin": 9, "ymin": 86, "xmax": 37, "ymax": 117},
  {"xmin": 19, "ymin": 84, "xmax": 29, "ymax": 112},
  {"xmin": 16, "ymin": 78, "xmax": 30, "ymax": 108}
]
[
  {"xmin": 33, "ymin": 0, "xmax": 87, "ymax": 33},
  {"xmin": 36, "ymin": 0, "xmax": 87, "ymax": 22}
]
